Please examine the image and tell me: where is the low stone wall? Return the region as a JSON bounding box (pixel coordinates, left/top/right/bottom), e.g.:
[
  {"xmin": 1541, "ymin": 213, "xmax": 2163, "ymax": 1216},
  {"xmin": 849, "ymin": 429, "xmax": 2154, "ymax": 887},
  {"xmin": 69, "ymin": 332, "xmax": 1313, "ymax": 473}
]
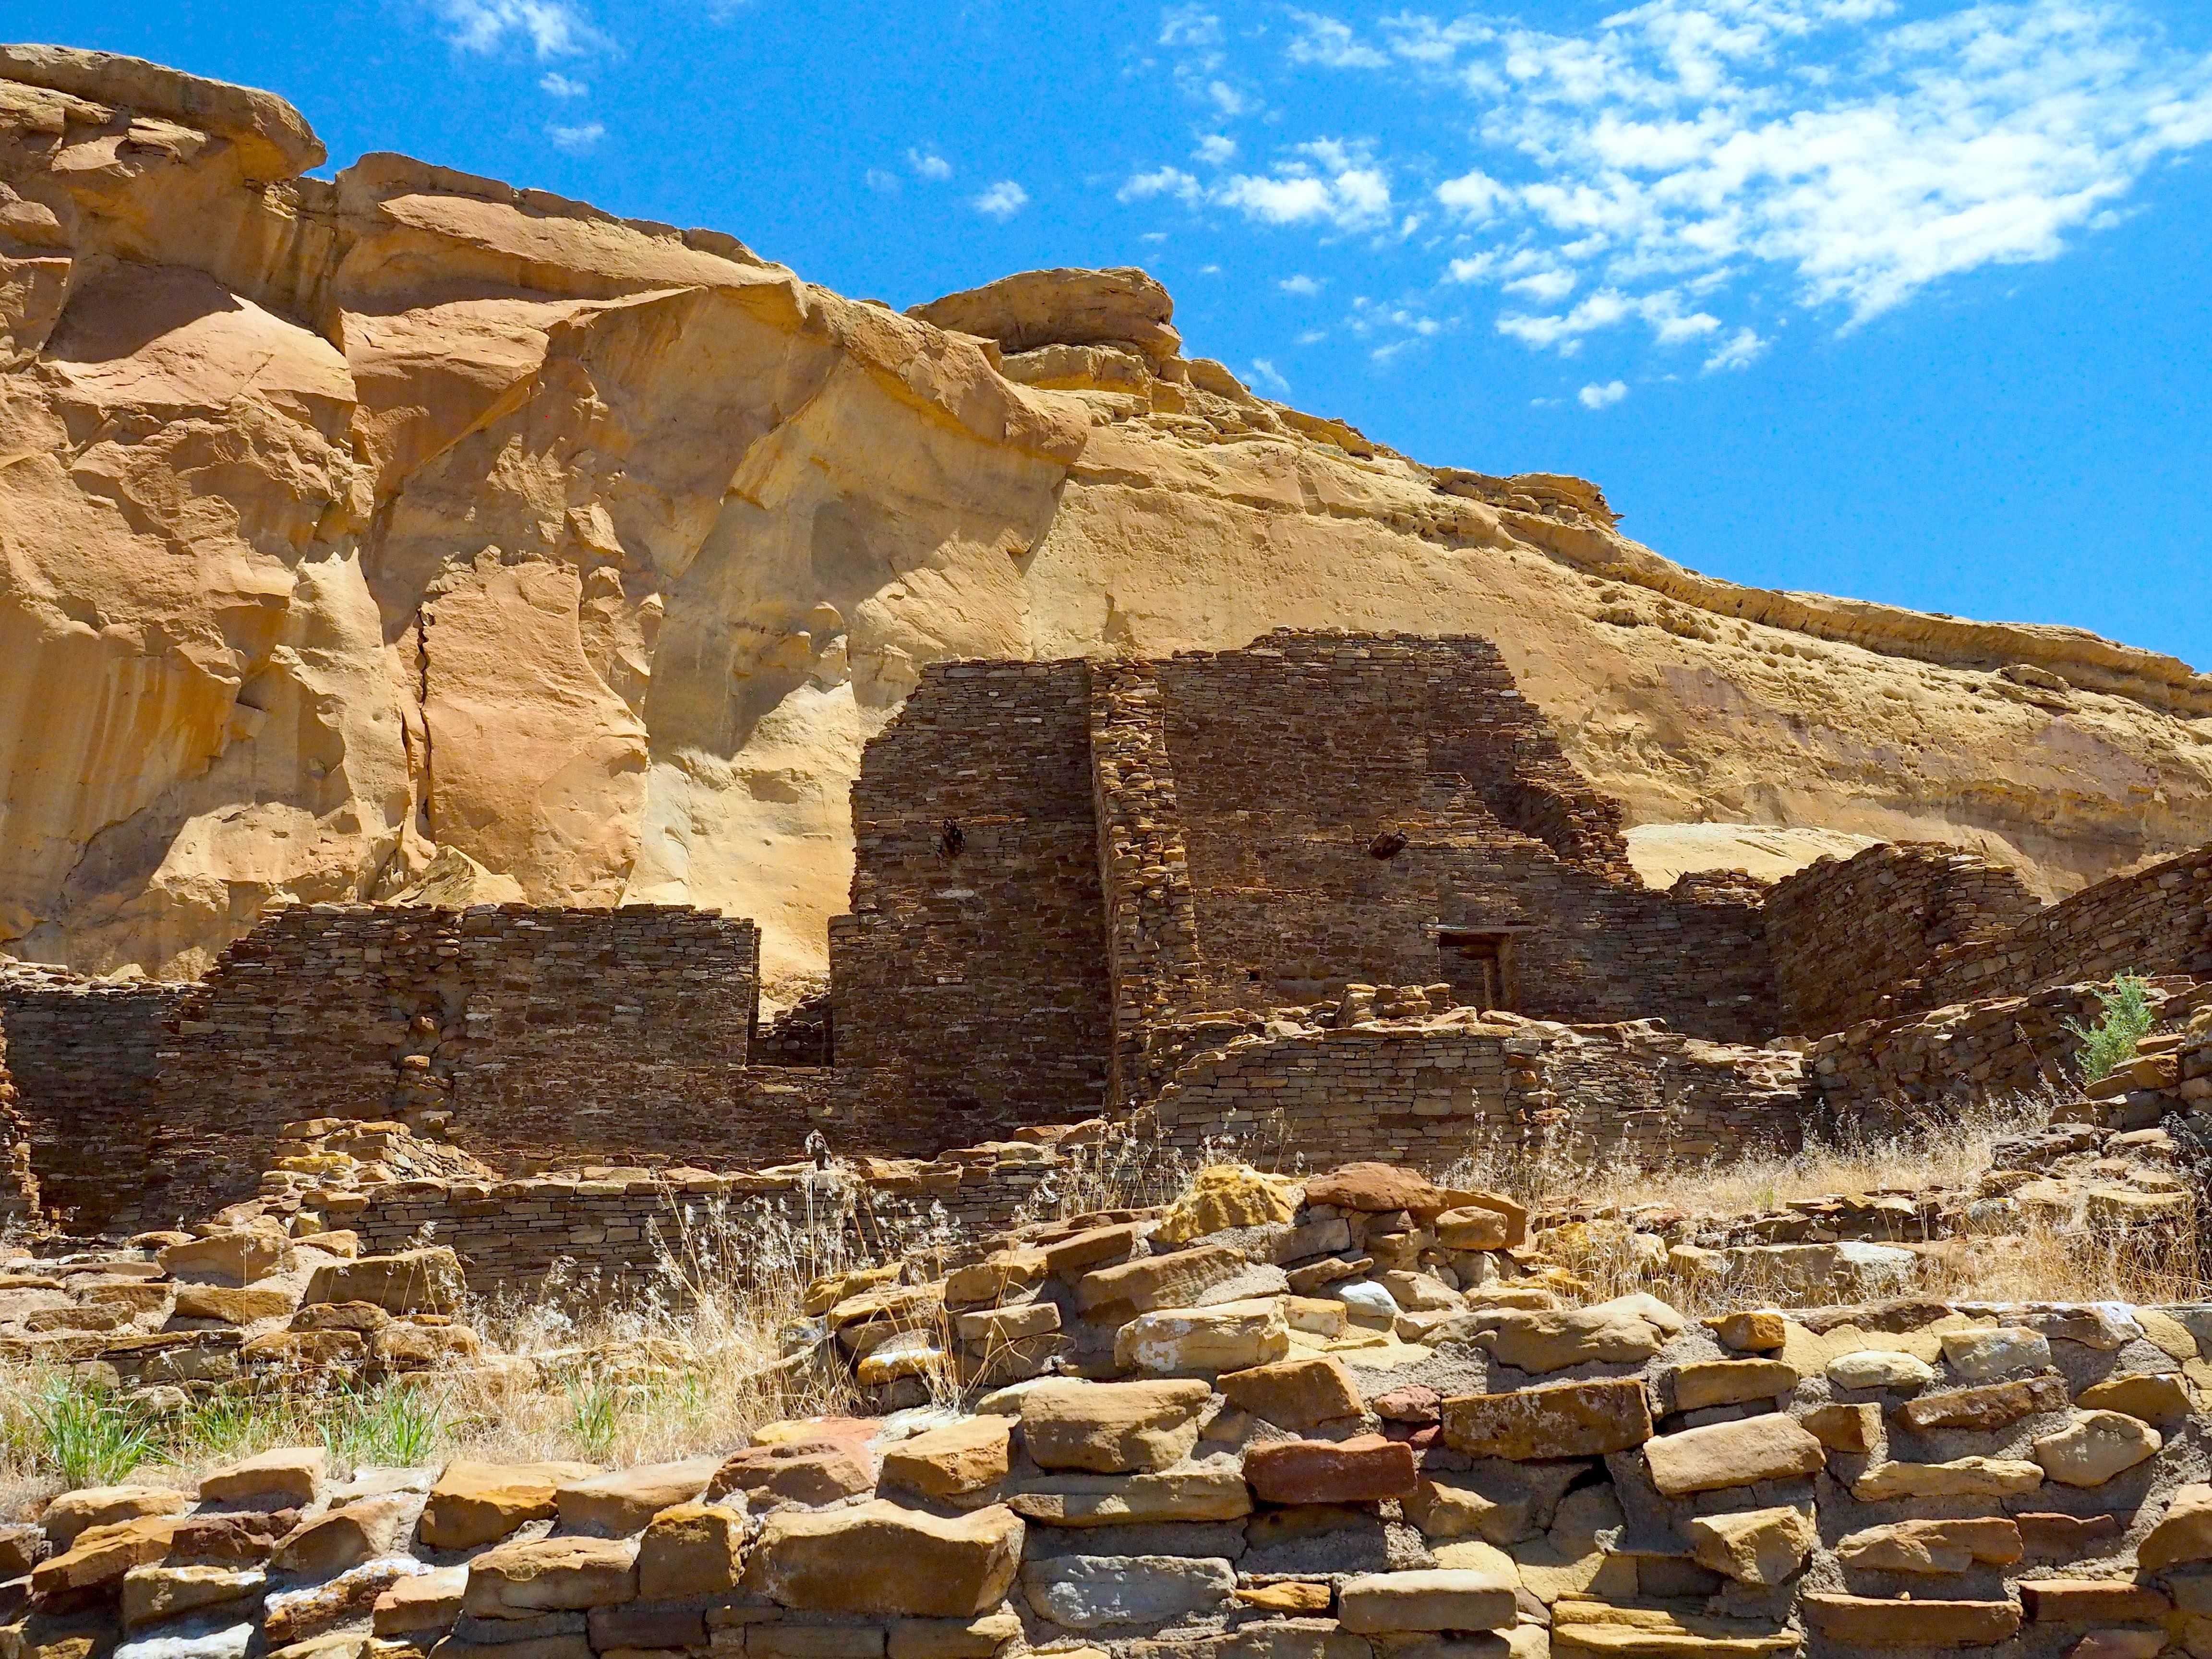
[
  {"xmin": 0, "ymin": 965, "xmax": 189, "ymax": 1231},
  {"xmin": 1804, "ymin": 977, "xmax": 2212, "ymax": 1130},
  {"xmin": 1147, "ymin": 1015, "xmax": 1808, "ymax": 1169},
  {"xmin": 320, "ymin": 1150, "xmax": 1075, "ymax": 1298}
]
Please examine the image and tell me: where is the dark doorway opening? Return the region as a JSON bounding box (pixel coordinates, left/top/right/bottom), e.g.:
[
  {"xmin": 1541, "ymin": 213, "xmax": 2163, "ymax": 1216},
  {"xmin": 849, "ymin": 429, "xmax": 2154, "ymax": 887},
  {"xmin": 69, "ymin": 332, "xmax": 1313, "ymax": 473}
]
[{"xmin": 1439, "ymin": 929, "xmax": 1513, "ymax": 1011}]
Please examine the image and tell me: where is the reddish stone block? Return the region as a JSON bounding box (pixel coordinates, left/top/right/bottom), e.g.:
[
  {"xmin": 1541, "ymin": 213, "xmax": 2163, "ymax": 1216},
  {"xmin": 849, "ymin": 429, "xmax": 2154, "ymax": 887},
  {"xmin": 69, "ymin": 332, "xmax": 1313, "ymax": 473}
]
[{"xmin": 1244, "ymin": 1433, "xmax": 1419, "ymax": 1505}]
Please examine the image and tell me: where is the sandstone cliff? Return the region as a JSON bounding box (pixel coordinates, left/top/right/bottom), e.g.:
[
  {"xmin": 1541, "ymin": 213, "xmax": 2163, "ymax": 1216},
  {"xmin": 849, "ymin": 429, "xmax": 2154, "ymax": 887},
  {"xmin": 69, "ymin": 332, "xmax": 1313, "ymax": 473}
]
[{"xmin": 4, "ymin": 45, "xmax": 2210, "ymax": 995}]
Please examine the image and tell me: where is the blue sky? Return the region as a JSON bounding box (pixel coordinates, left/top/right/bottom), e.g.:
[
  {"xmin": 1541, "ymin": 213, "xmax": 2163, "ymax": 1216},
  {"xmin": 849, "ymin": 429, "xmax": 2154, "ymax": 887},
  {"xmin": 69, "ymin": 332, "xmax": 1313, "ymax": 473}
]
[{"xmin": 22, "ymin": 0, "xmax": 2212, "ymax": 667}]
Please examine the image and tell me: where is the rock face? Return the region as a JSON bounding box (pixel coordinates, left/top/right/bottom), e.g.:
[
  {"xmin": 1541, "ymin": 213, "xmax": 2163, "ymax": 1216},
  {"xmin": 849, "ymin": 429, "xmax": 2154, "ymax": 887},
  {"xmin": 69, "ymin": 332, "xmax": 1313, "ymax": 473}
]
[{"xmin": 6, "ymin": 47, "xmax": 2212, "ymax": 990}]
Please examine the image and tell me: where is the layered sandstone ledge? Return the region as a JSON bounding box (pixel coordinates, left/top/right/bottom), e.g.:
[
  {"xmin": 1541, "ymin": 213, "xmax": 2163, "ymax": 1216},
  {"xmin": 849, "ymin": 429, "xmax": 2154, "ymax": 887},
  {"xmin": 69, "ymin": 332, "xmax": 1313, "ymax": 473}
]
[{"xmin": 3, "ymin": 47, "xmax": 2212, "ymax": 992}]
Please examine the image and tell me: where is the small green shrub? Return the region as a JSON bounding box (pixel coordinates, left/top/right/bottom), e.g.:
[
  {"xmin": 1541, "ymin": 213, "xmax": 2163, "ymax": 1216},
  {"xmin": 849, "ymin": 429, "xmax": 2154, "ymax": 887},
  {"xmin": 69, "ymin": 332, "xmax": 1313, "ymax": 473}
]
[
  {"xmin": 167, "ymin": 1390, "xmax": 278, "ymax": 1465},
  {"xmin": 2067, "ymin": 972, "xmax": 2158, "ymax": 1083},
  {"xmin": 563, "ymin": 1378, "xmax": 624, "ymax": 1462},
  {"xmin": 31, "ymin": 1382, "xmax": 155, "ymax": 1487},
  {"xmin": 331, "ymin": 1382, "xmax": 447, "ymax": 1468}
]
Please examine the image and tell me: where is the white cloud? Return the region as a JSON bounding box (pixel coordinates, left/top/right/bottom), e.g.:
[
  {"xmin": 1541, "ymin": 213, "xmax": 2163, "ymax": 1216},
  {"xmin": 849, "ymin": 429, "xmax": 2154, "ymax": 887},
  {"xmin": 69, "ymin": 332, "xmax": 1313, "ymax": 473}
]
[
  {"xmin": 1219, "ymin": 139, "xmax": 1392, "ymax": 229},
  {"xmin": 1120, "ymin": 166, "xmax": 1204, "ymax": 205},
  {"xmin": 1579, "ymin": 379, "xmax": 1630, "ymax": 408},
  {"xmin": 1704, "ymin": 325, "xmax": 1768, "ymax": 370},
  {"xmin": 1280, "ymin": 274, "xmax": 1323, "ymax": 295},
  {"xmin": 1142, "ymin": 0, "xmax": 2212, "ymax": 373},
  {"xmin": 1247, "ymin": 358, "xmax": 1291, "ymax": 393},
  {"xmin": 973, "ymin": 180, "xmax": 1030, "ymax": 219},
  {"xmin": 1290, "ymin": 12, "xmax": 1390, "ymax": 70},
  {"xmin": 1207, "ymin": 79, "xmax": 1253, "ymax": 117},
  {"xmin": 1160, "ymin": 5, "xmax": 1222, "ymax": 48},
  {"xmin": 908, "ymin": 148, "xmax": 952, "ymax": 181},
  {"xmin": 437, "ymin": 0, "xmax": 603, "ymax": 57},
  {"xmin": 865, "ymin": 168, "xmax": 899, "ymax": 194},
  {"xmin": 539, "ymin": 71, "xmax": 588, "ymax": 97},
  {"xmin": 546, "ymin": 120, "xmax": 605, "ymax": 152},
  {"xmin": 1194, "ymin": 133, "xmax": 1238, "ymax": 165}
]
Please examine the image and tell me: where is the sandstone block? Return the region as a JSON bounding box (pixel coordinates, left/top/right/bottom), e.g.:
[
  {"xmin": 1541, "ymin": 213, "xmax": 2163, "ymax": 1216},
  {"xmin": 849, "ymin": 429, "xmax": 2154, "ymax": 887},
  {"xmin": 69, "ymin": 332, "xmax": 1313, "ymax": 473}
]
[
  {"xmin": 2019, "ymin": 1513, "xmax": 2121, "ymax": 1558},
  {"xmin": 1003, "ymin": 1470, "xmax": 1252, "ymax": 1527},
  {"xmin": 274, "ymin": 1495, "xmax": 418, "ymax": 1576},
  {"xmin": 0, "ymin": 1520, "xmax": 46, "ymax": 1577},
  {"xmin": 1802, "ymin": 1595, "xmax": 2020, "ymax": 1647},
  {"xmin": 744, "ymin": 1627, "xmax": 886, "ymax": 1659},
  {"xmin": 42, "ymin": 1487, "xmax": 192, "ymax": 1550},
  {"xmin": 374, "ymin": 1566, "xmax": 468, "ymax": 1636},
  {"xmin": 1019, "ymin": 1553, "xmax": 1235, "ymax": 1628},
  {"xmin": 2033, "ymin": 1411, "xmax": 2162, "ymax": 1487},
  {"xmin": 1443, "ymin": 1380, "xmax": 1653, "ymax": 1460},
  {"xmin": 879, "ymin": 1418, "xmax": 1012, "ymax": 1501},
  {"xmin": 2020, "ymin": 1582, "xmax": 2172, "ymax": 1623},
  {"xmin": 951, "ymin": 1302, "xmax": 1060, "ymax": 1345},
  {"xmin": 1076, "ymin": 1246, "xmax": 1245, "ymax": 1315},
  {"xmin": 1896, "ymin": 1373, "xmax": 2068, "ymax": 1432},
  {"xmin": 1403, "ymin": 1462, "xmax": 1580, "ymax": 1546},
  {"xmin": 1441, "ymin": 1189, "xmax": 1528, "ymax": 1247},
  {"xmin": 1337, "ymin": 1570, "xmax": 1517, "ymax": 1633},
  {"xmin": 122, "ymin": 1564, "xmax": 266, "ymax": 1630},
  {"xmin": 264, "ymin": 1558, "xmax": 423, "ymax": 1647},
  {"xmin": 1827, "ymin": 1350, "xmax": 1936, "ymax": 1390},
  {"xmin": 1851, "ymin": 1458, "xmax": 2044, "ymax": 1501},
  {"xmin": 1041, "ymin": 1225, "xmax": 1147, "ymax": 1278},
  {"xmin": 1803, "ymin": 1402, "xmax": 1882, "ymax": 1453},
  {"xmin": 1705, "ymin": 1312, "xmax": 1787, "ymax": 1352},
  {"xmin": 32, "ymin": 1515, "xmax": 186, "ymax": 1594},
  {"xmin": 555, "ymin": 1461, "xmax": 718, "ymax": 1538},
  {"xmin": 637, "ymin": 1503, "xmax": 748, "ymax": 1599},
  {"xmin": 1156, "ymin": 1165, "xmax": 1300, "ymax": 1244},
  {"xmin": 745, "ymin": 1501, "xmax": 1022, "ymax": 1618},
  {"xmin": 1019, "ymin": 1379, "xmax": 1212, "ymax": 1473},
  {"xmin": 420, "ymin": 1462, "xmax": 599, "ymax": 1550},
  {"xmin": 172, "ymin": 1286, "xmax": 299, "ymax": 1325},
  {"xmin": 1941, "ymin": 1326, "xmax": 2052, "ymax": 1380},
  {"xmin": 1218, "ymin": 1355, "xmax": 1363, "ymax": 1430},
  {"xmin": 304, "ymin": 1249, "xmax": 465, "ymax": 1315},
  {"xmin": 1245, "ymin": 1434, "xmax": 1418, "ymax": 1505},
  {"xmin": 1836, "ymin": 1519, "xmax": 2022, "ymax": 1574},
  {"xmin": 1672, "ymin": 1360, "xmax": 1797, "ymax": 1411},
  {"xmin": 200, "ymin": 1446, "xmax": 325, "ymax": 1508},
  {"xmin": 942, "ymin": 1250, "xmax": 1046, "ymax": 1310},
  {"xmin": 1115, "ymin": 1298, "xmax": 1289, "ymax": 1373},
  {"xmin": 2077, "ymin": 1372, "xmax": 2193, "ymax": 1425},
  {"xmin": 1685, "ymin": 1507, "xmax": 1816, "ymax": 1587},
  {"xmin": 464, "ymin": 1537, "xmax": 639, "ymax": 1615},
  {"xmin": 707, "ymin": 1439, "xmax": 875, "ymax": 1509},
  {"xmin": 1304, "ymin": 1165, "xmax": 1447, "ymax": 1214},
  {"xmin": 2140, "ymin": 1486, "xmax": 2212, "ymax": 1570},
  {"xmin": 1462, "ymin": 1296, "xmax": 1680, "ymax": 1374},
  {"xmin": 885, "ymin": 1611, "xmax": 1022, "ymax": 1659},
  {"xmin": 1435, "ymin": 1209, "xmax": 1509, "ymax": 1251},
  {"xmin": 160, "ymin": 1232, "xmax": 292, "ymax": 1286},
  {"xmin": 167, "ymin": 1509, "xmax": 298, "ymax": 1563},
  {"xmin": 1644, "ymin": 1415, "xmax": 1823, "ymax": 1496},
  {"xmin": 586, "ymin": 1598, "xmax": 708, "ymax": 1651}
]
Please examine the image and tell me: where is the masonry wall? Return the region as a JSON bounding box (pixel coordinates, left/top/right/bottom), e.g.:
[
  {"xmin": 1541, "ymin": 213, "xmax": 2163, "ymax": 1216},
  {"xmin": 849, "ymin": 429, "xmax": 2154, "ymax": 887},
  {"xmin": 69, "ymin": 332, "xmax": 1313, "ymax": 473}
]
[
  {"xmin": 142, "ymin": 904, "xmax": 761, "ymax": 1225},
  {"xmin": 1147, "ymin": 636, "xmax": 1777, "ymax": 1043},
  {"xmin": 327, "ymin": 1150, "xmax": 1070, "ymax": 1296},
  {"xmin": 0, "ymin": 965, "xmax": 189, "ymax": 1231},
  {"xmin": 0, "ymin": 1000, "xmax": 35, "ymax": 1226},
  {"xmin": 1915, "ymin": 844, "xmax": 2212, "ymax": 1007},
  {"xmin": 1763, "ymin": 843, "xmax": 2044, "ymax": 1034},
  {"xmin": 1147, "ymin": 1016, "xmax": 1808, "ymax": 1170},
  {"xmin": 830, "ymin": 661, "xmax": 1114, "ymax": 1143}
]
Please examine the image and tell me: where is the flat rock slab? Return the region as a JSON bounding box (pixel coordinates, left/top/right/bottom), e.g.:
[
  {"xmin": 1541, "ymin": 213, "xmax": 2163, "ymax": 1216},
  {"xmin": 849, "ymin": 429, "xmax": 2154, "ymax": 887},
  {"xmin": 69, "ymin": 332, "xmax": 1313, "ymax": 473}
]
[
  {"xmin": 745, "ymin": 1500, "xmax": 1023, "ymax": 1619},
  {"xmin": 1019, "ymin": 1554, "xmax": 1235, "ymax": 1629},
  {"xmin": 1337, "ymin": 1570, "xmax": 1517, "ymax": 1634},
  {"xmin": 1802, "ymin": 1594, "xmax": 2020, "ymax": 1647},
  {"xmin": 1019, "ymin": 1379, "xmax": 1212, "ymax": 1473},
  {"xmin": 1644, "ymin": 1415, "xmax": 1824, "ymax": 1496},
  {"xmin": 1443, "ymin": 1379, "xmax": 1653, "ymax": 1460},
  {"xmin": 1245, "ymin": 1434, "xmax": 1418, "ymax": 1505}
]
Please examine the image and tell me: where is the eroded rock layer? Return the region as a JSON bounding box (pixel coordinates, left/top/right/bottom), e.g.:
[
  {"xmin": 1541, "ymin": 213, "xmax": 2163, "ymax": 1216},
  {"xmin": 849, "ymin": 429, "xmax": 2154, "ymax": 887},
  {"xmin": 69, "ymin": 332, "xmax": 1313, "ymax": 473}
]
[{"xmin": 5, "ymin": 46, "xmax": 2211, "ymax": 992}]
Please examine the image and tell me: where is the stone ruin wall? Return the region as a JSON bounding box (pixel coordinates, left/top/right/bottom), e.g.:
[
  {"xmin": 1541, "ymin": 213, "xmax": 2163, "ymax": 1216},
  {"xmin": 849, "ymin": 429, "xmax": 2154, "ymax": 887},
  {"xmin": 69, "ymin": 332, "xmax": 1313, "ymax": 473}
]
[
  {"xmin": 0, "ymin": 965, "xmax": 190, "ymax": 1231},
  {"xmin": 1917, "ymin": 845, "xmax": 2212, "ymax": 1008},
  {"xmin": 136, "ymin": 904, "xmax": 765, "ymax": 1228},
  {"xmin": 1764, "ymin": 843, "xmax": 2044, "ymax": 1034},
  {"xmin": 829, "ymin": 661, "xmax": 1115, "ymax": 1147},
  {"xmin": 1146, "ymin": 637, "xmax": 1777, "ymax": 1044},
  {"xmin": 1146, "ymin": 1018, "xmax": 1809, "ymax": 1171}
]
